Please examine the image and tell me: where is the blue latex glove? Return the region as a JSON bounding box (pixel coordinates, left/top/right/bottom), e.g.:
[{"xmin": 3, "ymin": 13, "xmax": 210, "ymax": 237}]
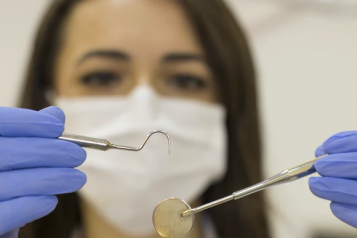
[
  {"xmin": 0, "ymin": 106, "xmax": 86, "ymax": 237},
  {"xmin": 309, "ymin": 131, "xmax": 357, "ymax": 228}
]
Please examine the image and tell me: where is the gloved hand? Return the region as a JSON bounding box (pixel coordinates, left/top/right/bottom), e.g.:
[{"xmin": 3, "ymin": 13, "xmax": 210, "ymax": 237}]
[
  {"xmin": 309, "ymin": 131, "xmax": 357, "ymax": 228},
  {"xmin": 0, "ymin": 106, "xmax": 86, "ymax": 237}
]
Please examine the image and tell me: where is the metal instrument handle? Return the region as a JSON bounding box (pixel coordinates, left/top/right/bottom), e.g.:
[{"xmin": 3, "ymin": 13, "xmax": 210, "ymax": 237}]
[
  {"xmin": 58, "ymin": 133, "xmax": 110, "ymax": 151},
  {"xmin": 181, "ymin": 154, "xmax": 328, "ymax": 217},
  {"xmin": 232, "ymin": 154, "xmax": 327, "ymax": 200}
]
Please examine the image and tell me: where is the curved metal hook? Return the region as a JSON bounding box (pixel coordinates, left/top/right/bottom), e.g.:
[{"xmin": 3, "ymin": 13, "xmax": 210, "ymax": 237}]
[{"xmin": 111, "ymin": 130, "xmax": 171, "ymax": 154}]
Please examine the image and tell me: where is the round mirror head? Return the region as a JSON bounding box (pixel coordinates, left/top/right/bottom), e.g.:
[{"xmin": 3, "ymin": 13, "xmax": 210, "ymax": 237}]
[{"xmin": 153, "ymin": 197, "xmax": 194, "ymax": 238}]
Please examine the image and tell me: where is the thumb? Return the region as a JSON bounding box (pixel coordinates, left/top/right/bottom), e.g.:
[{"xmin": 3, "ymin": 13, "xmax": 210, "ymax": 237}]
[{"xmin": 39, "ymin": 106, "xmax": 65, "ymax": 124}]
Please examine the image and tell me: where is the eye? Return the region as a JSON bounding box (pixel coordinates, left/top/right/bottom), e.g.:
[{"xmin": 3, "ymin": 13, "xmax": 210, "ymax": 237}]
[
  {"xmin": 80, "ymin": 71, "xmax": 121, "ymax": 87},
  {"xmin": 167, "ymin": 74, "xmax": 207, "ymax": 90}
]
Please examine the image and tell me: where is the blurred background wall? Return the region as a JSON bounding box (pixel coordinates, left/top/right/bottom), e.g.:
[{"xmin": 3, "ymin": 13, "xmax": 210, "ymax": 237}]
[{"xmin": 0, "ymin": 0, "xmax": 356, "ymax": 237}]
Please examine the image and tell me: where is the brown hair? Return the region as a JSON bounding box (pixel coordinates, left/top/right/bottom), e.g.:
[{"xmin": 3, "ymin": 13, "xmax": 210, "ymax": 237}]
[{"xmin": 20, "ymin": 0, "xmax": 270, "ymax": 237}]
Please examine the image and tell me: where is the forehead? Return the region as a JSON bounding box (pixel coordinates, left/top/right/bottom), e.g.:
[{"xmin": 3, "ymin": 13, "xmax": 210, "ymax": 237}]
[{"xmin": 63, "ymin": 0, "xmax": 203, "ymax": 58}]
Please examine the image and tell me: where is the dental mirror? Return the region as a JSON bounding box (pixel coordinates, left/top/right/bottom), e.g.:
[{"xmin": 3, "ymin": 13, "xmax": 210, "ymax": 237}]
[{"xmin": 152, "ymin": 198, "xmax": 194, "ymax": 238}]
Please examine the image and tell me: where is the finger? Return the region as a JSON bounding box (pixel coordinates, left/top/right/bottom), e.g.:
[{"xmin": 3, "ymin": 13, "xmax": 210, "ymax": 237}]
[
  {"xmin": 322, "ymin": 131, "xmax": 357, "ymax": 154},
  {"xmin": 0, "ymin": 138, "xmax": 86, "ymax": 171},
  {"xmin": 0, "ymin": 107, "xmax": 64, "ymax": 138},
  {"xmin": 39, "ymin": 106, "xmax": 65, "ymax": 124},
  {"xmin": 314, "ymin": 153, "xmax": 357, "ymax": 179},
  {"xmin": 315, "ymin": 145, "xmax": 326, "ymax": 157},
  {"xmin": 0, "ymin": 168, "xmax": 86, "ymax": 201},
  {"xmin": 330, "ymin": 202, "xmax": 357, "ymax": 228},
  {"xmin": 309, "ymin": 177, "xmax": 357, "ymax": 205},
  {"xmin": 0, "ymin": 196, "xmax": 57, "ymax": 235}
]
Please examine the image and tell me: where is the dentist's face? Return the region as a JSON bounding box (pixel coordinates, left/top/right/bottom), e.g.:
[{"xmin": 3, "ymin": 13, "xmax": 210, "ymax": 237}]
[{"xmin": 54, "ymin": 0, "xmax": 218, "ymax": 103}]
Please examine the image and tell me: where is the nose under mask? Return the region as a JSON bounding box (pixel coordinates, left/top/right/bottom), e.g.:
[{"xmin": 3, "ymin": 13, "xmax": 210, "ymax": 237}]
[{"xmin": 55, "ymin": 86, "xmax": 227, "ymax": 236}]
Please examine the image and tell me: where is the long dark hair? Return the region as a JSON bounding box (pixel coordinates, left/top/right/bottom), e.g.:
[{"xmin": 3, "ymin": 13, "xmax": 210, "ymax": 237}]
[{"xmin": 20, "ymin": 0, "xmax": 270, "ymax": 237}]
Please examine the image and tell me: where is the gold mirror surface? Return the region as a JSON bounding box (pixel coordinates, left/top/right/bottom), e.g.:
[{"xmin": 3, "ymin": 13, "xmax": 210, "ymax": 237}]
[{"xmin": 153, "ymin": 198, "xmax": 194, "ymax": 238}]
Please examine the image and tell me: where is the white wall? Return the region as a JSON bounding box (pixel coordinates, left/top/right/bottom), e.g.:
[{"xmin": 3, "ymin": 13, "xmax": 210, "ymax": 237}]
[
  {"xmin": 0, "ymin": 0, "xmax": 50, "ymax": 106},
  {"xmin": 0, "ymin": 1, "xmax": 357, "ymax": 237}
]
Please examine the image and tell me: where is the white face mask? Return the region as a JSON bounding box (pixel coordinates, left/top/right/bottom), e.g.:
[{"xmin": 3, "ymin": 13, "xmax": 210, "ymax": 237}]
[{"xmin": 55, "ymin": 86, "xmax": 227, "ymax": 236}]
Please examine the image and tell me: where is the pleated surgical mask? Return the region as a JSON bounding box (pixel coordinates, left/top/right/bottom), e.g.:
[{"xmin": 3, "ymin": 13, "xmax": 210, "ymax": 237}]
[{"xmin": 55, "ymin": 86, "xmax": 227, "ymax": 236}]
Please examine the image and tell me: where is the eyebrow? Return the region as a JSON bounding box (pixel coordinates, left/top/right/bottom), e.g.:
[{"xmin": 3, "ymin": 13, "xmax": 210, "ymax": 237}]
[
  {"xmin": 77, "ymin": 50, "xmax": 205, "ymax": 65},
  {"xmin": 77, "ymin": 50, "xmax": 130, "ymax": 65},
  {"xmin": 162, "ymin": 53, "xmax": 205, "ymax": 63}
]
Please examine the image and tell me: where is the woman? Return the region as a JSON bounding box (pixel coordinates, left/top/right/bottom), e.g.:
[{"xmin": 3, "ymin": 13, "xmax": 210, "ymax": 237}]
[
  {"xmin": 18, "ymin": 0, "xmax": 269, "ymax": 237},
  {"xmin": 7, "ymin": 0, "xmax": 269, "ymax": 237},
  {"xmin": 0, "ymin": 0, "xmax": 356, "ymax": 238}
]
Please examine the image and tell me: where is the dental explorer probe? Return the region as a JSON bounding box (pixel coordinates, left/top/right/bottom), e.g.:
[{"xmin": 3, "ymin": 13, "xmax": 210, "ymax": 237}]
[
  {"xmin": 58, "ymin": 130, "xmax": 171, "ymax": 153},
  {"xmin": 153, "ymin": 154, "xmax": 327, "ymax": 238}
]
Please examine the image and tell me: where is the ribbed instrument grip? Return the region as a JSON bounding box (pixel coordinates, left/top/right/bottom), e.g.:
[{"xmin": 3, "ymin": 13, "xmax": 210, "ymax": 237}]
[{"xmin": 58, "ymin": 133, "xmax": 109, "ymax": 150}]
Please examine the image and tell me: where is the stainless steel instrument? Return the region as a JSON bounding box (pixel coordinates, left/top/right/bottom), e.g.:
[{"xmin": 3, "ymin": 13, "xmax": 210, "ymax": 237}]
[
  {"xmin": 58, "ymin": 130, "xmax": 171, "ymax": 153},
  {"xmin": 153, "ymin": 154, "xmax": 327, "ymax": 238}
]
